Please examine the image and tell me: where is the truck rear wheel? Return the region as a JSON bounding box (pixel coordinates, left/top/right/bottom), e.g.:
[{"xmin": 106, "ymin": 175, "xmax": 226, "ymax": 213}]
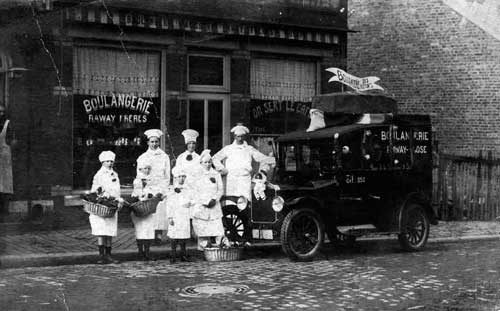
[
  {"xmin": 398, "ymin": 204, "xmax": 430, "ymax": 251},
  {"xmin": 281, "ymin": 208, "xmax": 325, "ymax": 261}
]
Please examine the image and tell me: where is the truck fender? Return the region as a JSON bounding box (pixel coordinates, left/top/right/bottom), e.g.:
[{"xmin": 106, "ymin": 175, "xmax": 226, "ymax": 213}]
[{"xmin": 398, "ymin": 192, "xmax": 438, "ymax": 230}]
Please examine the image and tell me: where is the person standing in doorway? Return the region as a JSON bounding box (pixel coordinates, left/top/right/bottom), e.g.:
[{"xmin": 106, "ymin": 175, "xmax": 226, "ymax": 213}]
[{"xmin": 0, "ymin": 105, "xmax": 14, "ymax": 216}]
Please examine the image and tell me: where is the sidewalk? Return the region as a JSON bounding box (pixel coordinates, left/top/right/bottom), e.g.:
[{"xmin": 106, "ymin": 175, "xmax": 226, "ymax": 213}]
[{"xmin": 1, "ymin": 221, "xmax": 500, "ymax": 269}]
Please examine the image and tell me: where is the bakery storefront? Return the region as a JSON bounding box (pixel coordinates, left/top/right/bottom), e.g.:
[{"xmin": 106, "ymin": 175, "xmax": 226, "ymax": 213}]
[
  {"xmin": 2, "ymin": 0, "xmax": 350, "ymax": 204},
  {"xmin": 72, "ymin": 47, "xmax": 161, "ymax": 188}
]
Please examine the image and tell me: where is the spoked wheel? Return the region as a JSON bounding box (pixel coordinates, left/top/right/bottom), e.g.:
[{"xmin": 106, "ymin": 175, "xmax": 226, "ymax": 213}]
[
  {"xmin": 398, "ymin": 204, "xmax": 430, "ymax": 251},
  {"xmin": 281, "ymin": 208, "xmax": 325, "ymax": 261},
  {"xmin": 223, "ymin": 207, "xmax": 248, "ymax": 242}
]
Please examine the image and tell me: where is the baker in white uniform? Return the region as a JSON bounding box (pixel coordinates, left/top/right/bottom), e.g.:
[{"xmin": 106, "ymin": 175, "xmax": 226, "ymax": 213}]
[
  {"xmin": 212, "ymin": 124, "xmax": 276, "ymax": 200},
  {"xmin": 130, "ymin": 160, "xmax": 161, "ymax": 261},
  {"xmin": 136, "ymin": 129, "xmax": 171, "ymax": 244},
  {"xmin": 175, "ymin": 129, "xmax": 201, "ymax": 188},
  {"xmin": 89, "ymin": 151, "xmax": 123, "ymax": 264},
  {"xmin": 192, "ymin": 150, "xmax": 226, "ymax": 250},
  {"xmin": 166, "ymin": 166, "xmax": 193, "ymax": 263}
]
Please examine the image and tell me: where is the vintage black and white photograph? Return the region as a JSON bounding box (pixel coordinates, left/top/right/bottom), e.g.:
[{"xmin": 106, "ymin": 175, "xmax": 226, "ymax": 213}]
[{"xmin": 0, "ymin": 0, "xmax": 499, "ymax": 310}]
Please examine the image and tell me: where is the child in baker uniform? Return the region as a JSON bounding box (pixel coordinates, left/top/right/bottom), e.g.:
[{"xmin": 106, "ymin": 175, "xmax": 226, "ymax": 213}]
[
  {"xmin": 131, "ymin": 161, "xmax": 161, "ymax": 261},
  {"xmin": 166, "ymin": 166, "xmax": 193, "ymax": 263},
  {"xmin": 89, "ymin": 151, "xmax": 124, "ymax": 264}
]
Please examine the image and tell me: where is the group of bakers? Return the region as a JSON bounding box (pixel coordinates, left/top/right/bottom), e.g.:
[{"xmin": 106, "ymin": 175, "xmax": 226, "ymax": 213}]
[{"xmin": 87, "ymin": 124, "xmax": 275, "ymax": 264}]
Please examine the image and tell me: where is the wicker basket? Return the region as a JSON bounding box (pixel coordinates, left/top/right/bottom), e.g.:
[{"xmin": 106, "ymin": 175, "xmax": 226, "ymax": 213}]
[
  {"xmin": 83, "ymin": 200, "xmax": 118, "ymax": 218},
  {"xmin": 204, "ymin": 247, "xmax": 243, "ymax": 262},
  {"xmin": 130, "ymin": 198, "xmax": 160, "ymax": 217}
]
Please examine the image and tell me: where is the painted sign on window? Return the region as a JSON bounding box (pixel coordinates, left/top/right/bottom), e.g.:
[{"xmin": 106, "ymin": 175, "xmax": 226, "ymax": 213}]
[{"xmin": 250, "ymin": 99, "xmax": 311, "ymax": 134}]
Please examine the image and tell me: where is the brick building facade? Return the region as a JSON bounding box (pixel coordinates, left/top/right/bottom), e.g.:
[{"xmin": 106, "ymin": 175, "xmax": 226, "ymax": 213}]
[
  {"xmin": 348, "ymin": 0, "xmax": 500, "ymax": 156},
  {"xmin": 0, "ymin": 0, "xmax": 349, "ymax": 213}
]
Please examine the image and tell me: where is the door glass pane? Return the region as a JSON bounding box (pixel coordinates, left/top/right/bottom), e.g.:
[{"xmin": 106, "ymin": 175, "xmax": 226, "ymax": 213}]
[
  {"xmin": 188, "ymin": 99, "xmax": 204, "ymax": 152},
  {"xmin": 207, "ymin": 100, "xmax": 222, "ymax": 152}
]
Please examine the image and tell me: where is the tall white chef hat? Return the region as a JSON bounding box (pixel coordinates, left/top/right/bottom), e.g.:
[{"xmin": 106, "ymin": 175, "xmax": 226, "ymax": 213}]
[
  {"xmin": 199, "ymin": 149, "xmax": 212, "ymax": 162},
  {"xmin": 230, "ymin": 124, "xmax": 249, "ymax": 136},
  {"xmin": 99, "ymin": 150, "xmax": 116, "ymax": 163},
  {"xmin": 171, "ymin": 165, "xmax": 187, "ymax": 177},
  {"xmin": 181, "ymin": 129, "xmax": 199, "ymax": 144},
  {"xmin": 144, "ymin": 129, "xmax": 163, "ymax": 140}
]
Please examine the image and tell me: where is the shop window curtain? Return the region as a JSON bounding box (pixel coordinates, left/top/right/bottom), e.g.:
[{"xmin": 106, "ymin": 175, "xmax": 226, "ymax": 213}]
[
  {"xmin": 73, "ymin": 47, "xmax": 160, "ymax": 97},
  {"xmin": 250, "ymin": 58, "xmax": 316, "ymax": 102}
]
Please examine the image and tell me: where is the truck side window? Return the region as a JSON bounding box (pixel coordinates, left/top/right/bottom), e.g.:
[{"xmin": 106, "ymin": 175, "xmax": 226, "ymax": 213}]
[
  {"xmin": 284, "ymin": 145, "xmax": 297, "ymax": 172},
  {"xmin": 363, "ymin": 126, "xmax": 391, "ymax": 170},
  {"xmin": 339, "ymin": 131, "xmax": 363, "ymax": 170}
]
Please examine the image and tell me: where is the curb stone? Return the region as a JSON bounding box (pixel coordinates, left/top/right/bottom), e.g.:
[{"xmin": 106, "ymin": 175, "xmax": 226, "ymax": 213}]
[{"xmin": 2, "ymin": 234, "xmax": 500, "ymax": 269}]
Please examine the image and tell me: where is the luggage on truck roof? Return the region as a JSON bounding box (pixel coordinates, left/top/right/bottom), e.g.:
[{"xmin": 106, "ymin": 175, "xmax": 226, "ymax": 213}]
[{"xmin": 312, "ymin": 92, "xmax": 398, "ymax": 114}]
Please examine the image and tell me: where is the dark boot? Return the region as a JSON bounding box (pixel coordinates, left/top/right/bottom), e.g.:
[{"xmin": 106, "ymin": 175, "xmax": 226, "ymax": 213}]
[
  {"xmin": 154, "ymin": 231, "xmax": 162, "ymax": 246},
  {"xmin": 97, "ymin": 245, "xmax": 106, "ymax": 264},
  {"xmin": 170, "ymin": 240, "xmax": 177, "ymax": 264},
  {"xmin": 143, "ymin": 241, "xmax": 156, "ymax": 261},
  {"xmin": 180, "ymin": 241, "xmax": 189, "ymax": 262},
  {"xmin": 136, "ymin": 240, "xmax": 145, "ymax": 260},
  {"xmin": 105, "ymin": 247, "xmax": 120, "ymax": 264}
]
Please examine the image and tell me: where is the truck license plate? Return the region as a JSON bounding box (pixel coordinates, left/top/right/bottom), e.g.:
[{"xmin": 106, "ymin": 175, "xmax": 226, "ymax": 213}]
[{"xmin": 252, "ymin": 229, "xmax": 273, "ymax": 240}]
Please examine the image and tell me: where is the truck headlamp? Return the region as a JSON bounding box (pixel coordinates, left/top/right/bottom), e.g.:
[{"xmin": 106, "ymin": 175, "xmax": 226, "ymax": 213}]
[
  {"xmin": 272, "ymin": 196, "xmax": 284, "ymax": 212},
  {"xmin": 237, "ymin": 196, "xmax": 248, "ymax": 211}
]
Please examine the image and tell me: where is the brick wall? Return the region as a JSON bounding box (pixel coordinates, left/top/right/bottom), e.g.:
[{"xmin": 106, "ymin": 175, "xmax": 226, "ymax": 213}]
[{"xmin": 348, "ymin": 0, "xmax": 500, "ymax": 156}]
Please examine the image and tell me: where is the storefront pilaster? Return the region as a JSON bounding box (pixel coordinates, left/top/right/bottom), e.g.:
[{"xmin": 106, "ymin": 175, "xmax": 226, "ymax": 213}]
[{"xmin": 164, "ymin": 44, "xmax": 188, "ymax": 158}]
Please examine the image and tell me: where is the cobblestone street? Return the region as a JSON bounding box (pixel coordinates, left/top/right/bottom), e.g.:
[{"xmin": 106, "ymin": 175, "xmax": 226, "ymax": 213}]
[{"xmin": 2, "ymin": 239, "xmax": 500, "ymax": 311}]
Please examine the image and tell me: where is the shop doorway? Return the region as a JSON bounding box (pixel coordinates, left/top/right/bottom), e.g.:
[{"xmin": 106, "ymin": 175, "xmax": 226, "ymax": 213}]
[{"xmin": 187, "ymin": 94, "xmax": 230, "ymax": 153}]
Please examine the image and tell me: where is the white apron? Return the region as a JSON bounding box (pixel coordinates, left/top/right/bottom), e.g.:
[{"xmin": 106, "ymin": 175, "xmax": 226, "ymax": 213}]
[
  {"xmin": 130, "ymin": 178, "xmax": 159, "ymax": 240},
  {"xmin": 0, "ymin": 120, "xmax": 13, "ymax": 194},
  {"xmin": 89, "ymin": 167, "xmax": 121, "ymax": 236},
  {"xmin": 136, "ymin": 149, "xmax": 170, "ymax": 230},
  {"xmin": 166, "ymin": 186, "xmax": 192, "ymax": 239},
  {"xmin": 192, "ymin": 169, "xmax": 224, "ymax": 237}
]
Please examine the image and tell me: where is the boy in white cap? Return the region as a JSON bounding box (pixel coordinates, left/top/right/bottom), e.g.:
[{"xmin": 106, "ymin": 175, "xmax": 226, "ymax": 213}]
[
  {"xmin": 136, "ymin": 129, "xmax": 170, "ymax": 245},
  {"xmin": 90, "ymin": 150, "xmax": 123, "ymax": 264},
  {"xmin": 212, "ymin": 124, "xmax": 276, "ymax": 200},
  {"xmin": 176, "ymin": 129, "xmax": 201, "ymax": 187},
  {"xmin": 130, "ymin": 160, "xmax": 161, "ymax": 261},
  {"xmin": 166, "ymin": 166, "xmax": 193, "ymax": 263}
]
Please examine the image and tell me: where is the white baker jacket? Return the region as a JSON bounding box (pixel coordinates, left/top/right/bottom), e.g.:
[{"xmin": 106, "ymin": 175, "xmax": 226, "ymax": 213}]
[
  {"xmin": 89, "ymin": 167, "xmax": 121, "ymax": 236},
  {"xmin": 212, "ymin": 141, "xmax": 275, "ymax": 200},
  {"xmin": 136, "ymin": 148, "xmax": 171, "ymax": 230},
  {"xmin": 166, "ymin": 184, "xmax": 193, "ymax": 240},
  {"xmin": 175, "ymin": 150, "xmax": 201, "ymax": 187},
  {"xmin": 191, "ymin": 168, "xmax": 225, "ymax": 237}
]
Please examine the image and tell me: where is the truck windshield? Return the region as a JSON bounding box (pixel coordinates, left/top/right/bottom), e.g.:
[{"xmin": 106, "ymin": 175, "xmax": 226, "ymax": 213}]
[{"xmin": 281, "ymin": 142, "xmax": 335, "ymax": 180}]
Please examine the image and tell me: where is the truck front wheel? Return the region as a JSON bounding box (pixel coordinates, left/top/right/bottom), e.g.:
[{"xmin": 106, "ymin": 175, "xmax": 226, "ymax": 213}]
[{"xmin": 281, "ymin": 208, "xmax": 325, "ymax": 261}]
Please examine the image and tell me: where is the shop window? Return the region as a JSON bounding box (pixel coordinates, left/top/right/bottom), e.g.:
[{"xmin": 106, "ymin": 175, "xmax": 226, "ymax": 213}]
[
  {"xmin": 72, "ymin": 47, "xmax": 161, "ymax": 189},
  {"xmin": 249, "ymin": 58, "xmax": 317, "ymax": 144},
  {"xmin": 187, "ymin": 54, "xmax": 229, "ymax": 92},
  {"xmin": 250, "ymin": 58, "xmax": 317, "ymax": 102}
]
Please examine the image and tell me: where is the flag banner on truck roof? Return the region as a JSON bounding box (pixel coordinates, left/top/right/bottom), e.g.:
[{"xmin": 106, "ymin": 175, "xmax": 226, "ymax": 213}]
[{"xmin": 326, "ymin": 68, "xmax": 384, "ymax": 92}]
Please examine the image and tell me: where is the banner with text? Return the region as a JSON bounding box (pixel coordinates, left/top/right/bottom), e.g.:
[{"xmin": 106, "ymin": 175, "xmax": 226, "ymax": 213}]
[{"xmin": 326, "ymin": 67, "xmax": 384, "ymax": 92}]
